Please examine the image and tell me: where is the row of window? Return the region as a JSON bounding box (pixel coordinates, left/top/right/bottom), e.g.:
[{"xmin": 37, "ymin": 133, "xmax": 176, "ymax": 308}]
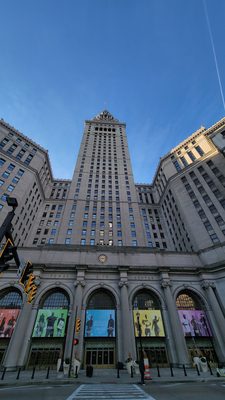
[
  {"xmin": 172, "ymin": 145, "xmax": 205, "ymax": 172},
  {"xmin": 0, "ymin": 138, "xmax": 34, "ymax": 165}
]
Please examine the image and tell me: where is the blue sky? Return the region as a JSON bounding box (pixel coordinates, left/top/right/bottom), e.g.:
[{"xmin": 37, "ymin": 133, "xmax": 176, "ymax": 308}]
[{"xmin": 0, "ymin": 0, "xmax": 224, "ymax": 183}]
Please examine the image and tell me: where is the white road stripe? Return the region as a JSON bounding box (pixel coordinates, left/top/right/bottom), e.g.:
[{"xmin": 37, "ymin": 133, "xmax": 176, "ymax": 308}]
[{"xmin": 66, "ymin": 384, "xmax": 157, "ymax": 400}]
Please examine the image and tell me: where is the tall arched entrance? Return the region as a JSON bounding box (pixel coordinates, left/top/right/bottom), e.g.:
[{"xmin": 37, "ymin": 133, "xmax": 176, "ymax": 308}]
[
  {"xmin": 84, "ymin": 289, "xmax": 116, "ymax": 368},
  {"xmin": 132, "ymin": 290, "xmax": 168, "ymax": 367},
  {"xmin": 28, "ymin": 289, "xmax": 70, "ymax": 369},
  {"xmin": 176, "ymin": 290, "xmax": 217, "ymax": 364},
  {"xmin": 0, "ymin": 288, "xmax": 22, "ymax": 364}
]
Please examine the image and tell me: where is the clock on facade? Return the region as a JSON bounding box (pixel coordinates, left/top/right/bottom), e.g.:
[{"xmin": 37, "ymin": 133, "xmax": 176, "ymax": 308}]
[{"xmin": 98, "ymin": 254, "xmax": 107, "ymax": 263}]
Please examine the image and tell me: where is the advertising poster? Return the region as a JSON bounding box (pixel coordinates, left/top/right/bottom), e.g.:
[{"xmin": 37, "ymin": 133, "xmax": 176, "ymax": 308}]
[
  {"xmin": 85, "ymin": 310, "xmax": 115, "ymax": 337},
  {"xmin": 0, "ymin": 309, "xmax": 20, "ymax": 338},
  {"xmin": 32, "ymin": 309, "xmax": 68, "ymax": 338},
  {"xmin": 178, "ymin": 310, "xmax": 212, "ymax": 337},
  {"xmin": 133, "ymin": 310, "xmax": 165, "ymax": 337}
]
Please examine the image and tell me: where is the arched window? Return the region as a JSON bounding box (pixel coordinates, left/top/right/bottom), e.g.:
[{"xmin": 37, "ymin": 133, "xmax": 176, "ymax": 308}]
[
  {"xmin": 176, "ymin": 290, "xmax": 204, "ymax": 310},
  {"xmin": 133, "ymin": 290, "xmax": 160, "ymax": 310},
  {"xmin": 87, "ymin": 290, "xmax": 115, "ymax": 309},
  {"xmin": 0, "ymin": 289, "xmax": 22, "ymax": 309},
  {"xmin": 41, "ymin": 290, "xmax": 69, "ymax": 309}
]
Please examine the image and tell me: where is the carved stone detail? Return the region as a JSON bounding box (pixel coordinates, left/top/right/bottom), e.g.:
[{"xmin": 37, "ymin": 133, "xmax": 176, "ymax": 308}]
[
  {"xmin": 118, "ymin": 281, "xmax": 128, "ymax": 288},
  {"xmin": 74, "ymin": 280, "xmax": 86, "ymax": 288},
  {"xmin": 161, "ymin": 279, "xmax": 172, "ymax": 289}
]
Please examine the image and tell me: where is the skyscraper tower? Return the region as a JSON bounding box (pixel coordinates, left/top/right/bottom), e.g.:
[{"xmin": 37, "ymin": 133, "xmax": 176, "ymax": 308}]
[{"xmin": 57, "ymin": 110, "xmax": 146, "ymax": 246}]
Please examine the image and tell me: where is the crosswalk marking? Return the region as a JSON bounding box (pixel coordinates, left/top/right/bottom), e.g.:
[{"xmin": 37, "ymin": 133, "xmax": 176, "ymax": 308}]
[{"xmin": 66, "ymin": 384, "xmax": 156, "ymax": 400}]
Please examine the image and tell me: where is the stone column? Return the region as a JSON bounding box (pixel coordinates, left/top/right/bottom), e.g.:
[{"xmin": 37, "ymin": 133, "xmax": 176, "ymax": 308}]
[
  {"xmin": 201, "ymin": 281, "xmax": 225, "ymax": 360},
  {"xmin": 64, "ymin": 279, "xmax": 85, "ymax": 361},
  {"xmin": 119, "ymin": 281, "xmax": 135, "ymax": 362},
  {"xmin": 161, "ymin": 279, "xmax": 190, "ymax": 365},
  {"xmin": 3, "ymin": 302, "xmax": 37, "ymax": 370}
]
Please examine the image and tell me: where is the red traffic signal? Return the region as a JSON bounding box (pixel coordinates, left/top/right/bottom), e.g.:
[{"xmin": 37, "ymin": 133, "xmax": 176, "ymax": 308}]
[{"xmin": 73, "ymin": 339, "xmax": 79, "ymax": 346}]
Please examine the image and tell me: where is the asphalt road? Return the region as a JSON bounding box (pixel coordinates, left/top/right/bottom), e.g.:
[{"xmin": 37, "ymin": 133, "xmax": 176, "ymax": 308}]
[
  {"xmin": 145, "ymin": 381, "xmax": 225, "ymax": 400},
  {"xmin": 0, "ymin": 382, "xmax": 225, "ymax": 400}
]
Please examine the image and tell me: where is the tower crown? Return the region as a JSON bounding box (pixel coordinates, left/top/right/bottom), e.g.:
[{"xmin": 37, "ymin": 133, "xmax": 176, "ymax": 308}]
[{"xmin": 92, "ymin": 110, "xmax": 118, "ymax": 122}]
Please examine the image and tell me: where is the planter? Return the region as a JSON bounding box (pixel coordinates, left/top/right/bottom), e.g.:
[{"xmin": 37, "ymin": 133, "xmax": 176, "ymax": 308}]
[
  {"xmin": 126, "ymin": 361, "xmax": 133, "ymax": 375},
  {"xmin": 200, "ymin": 357, "xmax": 208, "ymax": 372},
  {"xmin": 63, "ymin": 362, "xmax": 70, "ymax": 376},
  {"xmin": 73, "ymin": 359, "xmax": 81, "ymax": 375},
  {"xmin": 57, "ymin": 358, "xmax": 62, "ymax": 372}
]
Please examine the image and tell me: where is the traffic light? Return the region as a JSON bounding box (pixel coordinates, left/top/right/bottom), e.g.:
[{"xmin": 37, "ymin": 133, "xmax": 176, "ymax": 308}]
[
  {"xmin": 75, "ymin": 318, "xmax": 81, "ymax": 333},
  {"xmin": 19, "ymin": 261, "xmax": 33, "ymax": 287},
  {"xmin": 25, "ymin": 273, "xmax": 35, "ymax": 293},
  {"xmin": 27, "ymin": 284, "xmax": 37, "ymax": 303},
  {"xmin": 0, "ymin": 238, "xmax": 16, "ymax": 272},
  {"xmin": 73, "ymin": 338, "xmax": 79, "ymax": 346}
]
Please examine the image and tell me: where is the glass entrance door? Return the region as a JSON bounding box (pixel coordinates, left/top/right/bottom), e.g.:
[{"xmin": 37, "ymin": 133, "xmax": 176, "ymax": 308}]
[{"xmin": 85, "ymin": 346, "xmax": 115, "ymax": 368}]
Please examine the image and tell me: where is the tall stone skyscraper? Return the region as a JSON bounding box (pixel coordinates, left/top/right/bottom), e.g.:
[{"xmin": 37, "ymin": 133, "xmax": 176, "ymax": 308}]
[{"xmin": 55, "ymin": 110, "xmax": 145, "ymax": 247}]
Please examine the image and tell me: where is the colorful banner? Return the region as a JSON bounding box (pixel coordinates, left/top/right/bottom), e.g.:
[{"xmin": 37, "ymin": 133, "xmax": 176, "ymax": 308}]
[
  {"xmin": 32, "ymin": 309, "xmax": 68, "ymax": 338},
  {"xmin": 85, "ymin": 310, "xmax": 115, "ymax": 337},
  {"xmin": 0, "ymin": 309, "xmax": 20, "ymax": 338},
  {"xmin": 178, "ymin": 310, "xmax": 212, "ymax": 337},
  {"xmin": 133, "ymin": 310, "xmax": 165, "ymax": 337}
]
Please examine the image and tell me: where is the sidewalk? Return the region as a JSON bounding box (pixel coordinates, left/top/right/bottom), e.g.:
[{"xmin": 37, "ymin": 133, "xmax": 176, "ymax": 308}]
[{"xmin": 0, "ymin": 367, "xmax": 223, "ymax": 387}]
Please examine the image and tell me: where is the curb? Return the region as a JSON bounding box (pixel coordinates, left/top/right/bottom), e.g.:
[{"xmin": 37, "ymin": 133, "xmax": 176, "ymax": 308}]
[{"xmin": 0, "ymin": 377, "xmax": 223, "ymax": 388}]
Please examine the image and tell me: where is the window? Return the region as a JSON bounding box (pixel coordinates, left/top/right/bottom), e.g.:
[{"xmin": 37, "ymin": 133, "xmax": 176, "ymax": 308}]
[
  {"xmin": 0, "ymin": 179, "xmax": 4, "ymax": 187},
  {"xmin": 118, "ymin": 240, "xmax": 123, "ymax": 246},
  {"xmin": 7, "ymin": 144, "xmax": 17, "ymax": 154},
  {"xmin": 81, "ymin": 239, "xmax": 86, "ymax": 245},
  {"xmin": 132, "ymin": 240, "xmax": 137, "ymax": 246},
  {"xmin": 7, "ymin": 184, "xmax": 15, "ymax": 192},
  {"xmin": 2, "ymin": 171, "xmax": 10, "ymax": 179},
  {"xmin": 67, "ymin": 229, "xmax": 72, "ymax": 235},
  {"xmin": 48, "ymin": 238, "xmax": 54, "ymax": 245},
  {"xmin": 180, "ymin": 156, "xmax": 188, "ymax": 167},
  {"xmin": 173, "ymin": 160, "xmax": 182, "ymax": 172},
  {"xmin": 81, "ymin": 229, "xmax": 86, "ymax": 236},
  {"xmin": 16, "ymin": 149, "xmax": 26, "ymax": 160},
  {"xmin": 117, "ymin": 230, "xmax": 122, "ymax": 237},
  {"xmin": 210, "ymin": 233, "xmax": 219, "ymax": 243},
  {"xmin": 17, "ymin": 169, "xmax": 25, "ymax": 177},
  {"xmin": 24, "ymin": 154, "xmax": 34, "ymax": 165},
  {"xmin": 187, "ymin": 151, "xmax": 196, "ymax": 162},
  {"xmin": 51, "ymin": 229, "xmax": 57, "ymax": 235},
  {"xmin": 90, "ymin": 239, "xmax": 95, "ymax": 245},
  {"xmin": 65, "ymin": 238, "xmax": 71, "ymax": 245},
  {"xmin": 1, "ymin": 193, "xmax": 9, "ymax": 202},
  {"xmin": 12, "ymin": 176, "xmax": 20, "ymax": 184},
  {"xmin": 33, "ymin": 238, "xmax": 38, "ymax": 244},
  {"xmin": 195, "ymin": 145, "xmax": 204, "ymax": 156},
  {"xmin": 0, "ymin": 138, "xmax": 9, "ymax": 148},
  {"xmin": 90, "ymin": 230, "xmax": 95, "ymax": 236},
  {"xmin": 0, "ymin": 158, "xmax": 6, "ymax": 167}
]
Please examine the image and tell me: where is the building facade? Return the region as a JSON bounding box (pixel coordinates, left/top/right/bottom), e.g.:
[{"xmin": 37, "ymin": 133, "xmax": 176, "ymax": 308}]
[{"xmin": 0, "ymin": 111, "xmax": 225, "ymax": 370}]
